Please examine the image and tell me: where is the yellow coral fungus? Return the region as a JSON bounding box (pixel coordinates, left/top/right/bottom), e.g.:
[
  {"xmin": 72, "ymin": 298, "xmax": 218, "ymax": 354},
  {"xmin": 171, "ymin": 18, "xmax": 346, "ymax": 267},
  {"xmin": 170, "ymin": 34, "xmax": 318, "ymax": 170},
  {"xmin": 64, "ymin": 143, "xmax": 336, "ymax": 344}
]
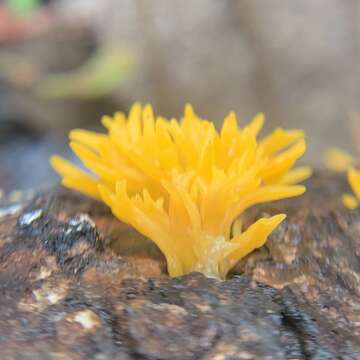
[
  {"xmin": 324, "ymin": 147, "xmax": 356, "ymax": 172},
  {"xmin": 343, "ymin": 168, "xmax": 360, "ymax": 209},
  {"xmin": 342, "ymin": 193, "xmax": 358, "ymax": 210},
  {"xmin": 51, "ymin": 103, "xmax": 309, "ymax": 279},
  {"xmin": 323, "ymin": 147, "xmax": 360, "ymax": 209}
]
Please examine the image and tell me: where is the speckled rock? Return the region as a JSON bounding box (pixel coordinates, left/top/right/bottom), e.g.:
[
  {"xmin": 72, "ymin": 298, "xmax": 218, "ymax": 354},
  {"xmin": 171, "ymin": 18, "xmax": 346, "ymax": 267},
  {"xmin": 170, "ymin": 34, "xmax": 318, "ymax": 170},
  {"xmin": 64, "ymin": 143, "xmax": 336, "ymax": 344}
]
[{"xmin": 0, "ymin": 171, "xmax": 359, "ymax": 359}]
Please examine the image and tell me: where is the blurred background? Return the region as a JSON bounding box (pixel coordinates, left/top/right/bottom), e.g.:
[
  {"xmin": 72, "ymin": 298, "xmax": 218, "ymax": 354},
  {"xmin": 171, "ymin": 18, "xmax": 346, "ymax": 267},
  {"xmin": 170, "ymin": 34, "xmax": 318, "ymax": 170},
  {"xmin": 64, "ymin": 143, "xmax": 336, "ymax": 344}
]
[{"xmin": 1, "ymin": 0, "xmax": 360, "ymax": 195}]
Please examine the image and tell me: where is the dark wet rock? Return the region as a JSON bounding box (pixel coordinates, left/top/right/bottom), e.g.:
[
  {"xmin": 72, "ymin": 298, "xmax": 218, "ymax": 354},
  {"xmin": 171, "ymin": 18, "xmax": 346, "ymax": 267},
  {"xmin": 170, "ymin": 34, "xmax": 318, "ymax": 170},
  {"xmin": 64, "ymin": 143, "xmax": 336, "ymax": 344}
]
[{"xmin": 0, "ymin": 170, "xmax": 360, "ymax": 359}]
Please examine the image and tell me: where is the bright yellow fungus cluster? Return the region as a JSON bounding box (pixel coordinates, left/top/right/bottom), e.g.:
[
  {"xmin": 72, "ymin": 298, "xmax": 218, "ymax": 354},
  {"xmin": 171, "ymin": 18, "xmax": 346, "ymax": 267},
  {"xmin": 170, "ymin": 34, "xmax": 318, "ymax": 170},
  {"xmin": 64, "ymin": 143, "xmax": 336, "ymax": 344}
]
[
  {"xmin": 51, "ymin": 103, "xmax": 309, "ymax": 279},
  {"xmin": 324, "ymin": 147, "xmax": 360, "ymax": 209},
  {"xmin": 324, "ymin": 147, "xmax": 356, "ymax": 172},
  {"xmin": 342, "ymin": 168, "xmax": 360, "ymax": 209}
]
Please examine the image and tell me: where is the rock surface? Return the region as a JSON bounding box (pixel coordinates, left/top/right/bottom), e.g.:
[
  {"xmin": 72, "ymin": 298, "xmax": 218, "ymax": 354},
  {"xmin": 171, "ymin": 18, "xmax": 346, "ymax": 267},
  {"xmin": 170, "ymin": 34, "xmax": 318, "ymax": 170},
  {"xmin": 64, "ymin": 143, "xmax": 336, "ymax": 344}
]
[{"xmin": 0, "ymin": 171, "xmax": 359, "ymax": 359}]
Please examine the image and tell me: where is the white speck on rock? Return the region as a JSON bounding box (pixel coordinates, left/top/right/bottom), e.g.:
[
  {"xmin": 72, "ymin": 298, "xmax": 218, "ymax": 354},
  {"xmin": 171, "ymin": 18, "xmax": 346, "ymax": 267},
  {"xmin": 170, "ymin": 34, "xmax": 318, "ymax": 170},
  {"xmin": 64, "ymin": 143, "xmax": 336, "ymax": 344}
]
[
  {"xmin": 46, "ymin": 292, "xmax": 63, "ymax": 304},
  {"xmin": 69, "ymin": 214, "xmax": 96, "ymax": 231},
  {"xmin": 73, "ymin": 309, "xmax": 101, "ymax": 330},
  {"xmin": 19, "ymin": 209, "xmax": 43, "ymax": 226},
  {"xmin": 69, "ymin": 214, "xmax": 96, "ymax": 227}
]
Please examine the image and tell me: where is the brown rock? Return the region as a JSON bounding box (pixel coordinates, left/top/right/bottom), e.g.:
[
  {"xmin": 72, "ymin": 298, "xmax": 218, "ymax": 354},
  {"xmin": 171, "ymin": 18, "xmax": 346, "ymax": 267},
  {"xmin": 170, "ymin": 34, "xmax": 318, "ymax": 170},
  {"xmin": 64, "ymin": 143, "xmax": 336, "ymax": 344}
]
[{"xmin": 0, "ymin": 170, "xmax": 359, "ymax": 359}]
